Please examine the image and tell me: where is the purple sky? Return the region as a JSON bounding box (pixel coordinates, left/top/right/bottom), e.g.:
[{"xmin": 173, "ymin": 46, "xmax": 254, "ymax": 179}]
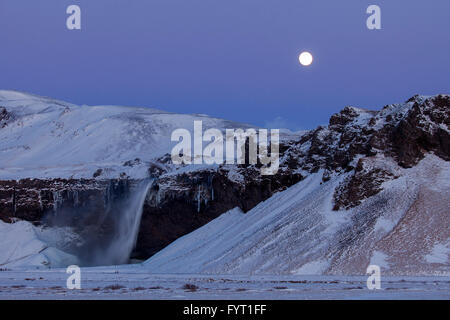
[{"xmin": 1, "ymin": 0, "xmax": 449, "ymax": 130}]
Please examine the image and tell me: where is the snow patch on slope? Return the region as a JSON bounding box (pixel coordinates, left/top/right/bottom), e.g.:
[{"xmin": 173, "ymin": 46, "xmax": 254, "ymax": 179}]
[
  {"xmin": 425, "ymin": 242, "xmax": 449, "ymax": 264},
  {"xmin": 0, "ymin": 220, "xmax": 79, "ymax": 269}
]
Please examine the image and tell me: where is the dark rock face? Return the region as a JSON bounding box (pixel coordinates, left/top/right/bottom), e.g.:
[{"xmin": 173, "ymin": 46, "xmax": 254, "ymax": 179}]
[
  {"xmin": 303, "ymin": 95, "xmax": 447, "ymax": 173},
  {"xmin": 276, "ymin": 95, "xmax": 449, "ymax": 210},
  {"xmin": 389, "ymin": 95, "xmax": 450, "ymax": 167},
  {"xmin": 0, "ymin": 179, "xmax": 131, "ymax": 224},
  {"xmin": 369, "ymin": 95, "xmax": 450, "ymax": 168},
  {"xmin": 278, "ymin": 110, "xmax": 377, "ymax": 175},
  {"xmin": 134, "ymin": 166, "xmax": 303, "ymax": 258},
  {"xmin": 0, "ymin": 106, "xmax": 11, "ymax": 128},
  {"xmin": 332, "ymin": 158, "xmax": 397, "ymax": 210}
]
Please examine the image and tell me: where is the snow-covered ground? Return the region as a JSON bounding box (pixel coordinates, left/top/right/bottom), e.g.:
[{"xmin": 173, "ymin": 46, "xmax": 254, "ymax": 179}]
[{"xmin": 0, "ymin": 268, "xmax": 448, "ymax": 300}]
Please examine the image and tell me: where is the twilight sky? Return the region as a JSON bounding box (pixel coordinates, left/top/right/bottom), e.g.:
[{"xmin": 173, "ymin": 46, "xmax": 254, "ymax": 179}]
[{"xmin": 1, "ymin": 0, "xmax": 449, "ymax": 130}]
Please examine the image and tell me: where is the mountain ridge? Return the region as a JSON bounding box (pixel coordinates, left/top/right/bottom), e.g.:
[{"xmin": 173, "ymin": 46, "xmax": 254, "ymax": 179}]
[{"xmin": 0, "ymin": 90, "xmax": 258, "ymax": 180}]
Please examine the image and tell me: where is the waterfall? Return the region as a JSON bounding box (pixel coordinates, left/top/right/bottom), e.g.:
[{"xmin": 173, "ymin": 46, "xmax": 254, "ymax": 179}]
[
  {"xmin": 99, "ymin": 179, "xmax": 152, "ymax": 265},
  {"xmin": 52, "ymin": 191, "xmax": 63, "ymax": 215}
]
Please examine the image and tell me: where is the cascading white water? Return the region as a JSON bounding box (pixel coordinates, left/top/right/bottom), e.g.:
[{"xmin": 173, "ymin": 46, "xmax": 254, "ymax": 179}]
[{"xmin": 100, "ymin": 179, "xmax": 152, "ymax": 265}]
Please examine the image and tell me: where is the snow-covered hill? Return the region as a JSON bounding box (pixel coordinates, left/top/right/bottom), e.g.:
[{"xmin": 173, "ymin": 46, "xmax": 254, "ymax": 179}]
[
  {"xmin": 0, "ymin": 90, "xmax": 254, "ymax": 179},
  {"xmin": 0, "ymin": 220, "xmax": 79, "ymax": 268},
  {"xmin": 144, "ymin": 154, "xmax": 449, "ymax": 275}
]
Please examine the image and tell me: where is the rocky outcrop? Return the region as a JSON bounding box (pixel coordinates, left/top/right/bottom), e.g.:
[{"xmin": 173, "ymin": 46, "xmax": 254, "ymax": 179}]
[
  {"xmin": 0, "ymin": 106, "xmax": 10, "ymax": 128},
  {"xmin": 274, "ymin": 95, "xmax": 449, "ymax": 209},
  {"xmin": 0, "ymin": 179, "xmax": 131, "ymax": 224},
  {"xmin": 332, "ymin": 157, "xmax": 398, "ymax": 210},
  {"xmin": 134, "ymin": 166, "xmax": 303, "ymax": 258},
  {"xmin": 384, "ymin": 95, "xmax": 450, "ymax": 167}
]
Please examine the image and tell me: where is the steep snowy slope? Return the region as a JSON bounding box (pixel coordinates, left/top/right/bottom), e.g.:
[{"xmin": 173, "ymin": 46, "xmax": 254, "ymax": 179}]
[
  {"xmin": 0, "ymin": 220, "xmax": 79, "ymax": 268},
  {"xmin": 144, "ymin": 154, "xmax": 449, "ymax": 275},
  {"xmin": 0, "ymin": 90, "xmax": 253, "ymax": 179}
]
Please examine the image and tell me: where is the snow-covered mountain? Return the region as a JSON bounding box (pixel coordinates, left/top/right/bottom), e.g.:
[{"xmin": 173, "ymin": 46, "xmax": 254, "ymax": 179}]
[
  {"xmin": 0, "ymin": 91, "xmax": 448, "ymax": 275},
  {"xmin": 0, "ymin": 90, "xmax": 253, "ymax": 180}
]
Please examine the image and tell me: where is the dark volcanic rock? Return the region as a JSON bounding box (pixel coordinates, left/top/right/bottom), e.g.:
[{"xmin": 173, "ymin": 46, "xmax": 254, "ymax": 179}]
[
  {"xmin": 333, "ymin": 158, "xmax": 397, "ymax": 210},
  {"xmin": 0, "ymin": 179, "xmax": 131, "ymax": 224},
  {"xmin": 277, "ymin": 95, "xmax": 449, "ymax": 210},
  {"xmin": 369, "ymin": 95, "xmax": 450, "ymax": 168},
  {"xmin": 389, "ymin": 95, "xmax": 450, "ymax": 167},
  {"xmin": 0, "ymin": 106, "xmax": 11, "ymax": 128},
  {"xmin": 134, "ymin": 166, "xmax": 303, "ymax": 259}
]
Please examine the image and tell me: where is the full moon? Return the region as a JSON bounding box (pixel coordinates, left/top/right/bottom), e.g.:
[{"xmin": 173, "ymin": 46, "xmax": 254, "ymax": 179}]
[{"xmin": 299, "ymin": 51, "xmax": 313, "ymax": 66}]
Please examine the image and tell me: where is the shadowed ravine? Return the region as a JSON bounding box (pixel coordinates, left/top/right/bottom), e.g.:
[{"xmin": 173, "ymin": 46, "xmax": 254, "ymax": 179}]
[{"xmin": 42, "ymin": 179, "xmax": 153, "ymax": 267}]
